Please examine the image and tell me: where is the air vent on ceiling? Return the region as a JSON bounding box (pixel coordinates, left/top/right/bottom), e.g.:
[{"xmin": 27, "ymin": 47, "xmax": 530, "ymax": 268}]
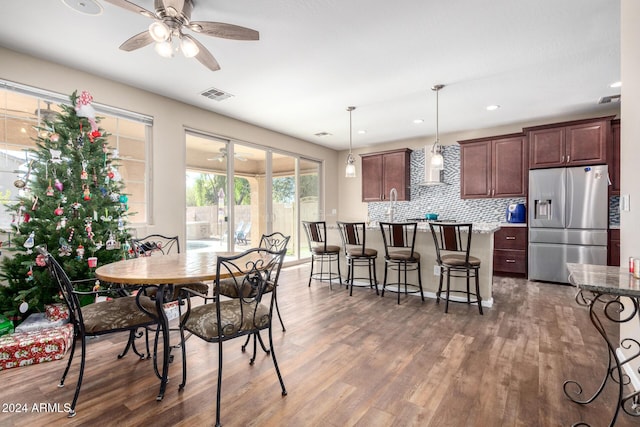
[
  {"xmin": 314, "ymin": 132, "xmax": 332, "ymax": 137},
  {"xmin": 598, "ymin": 94, "xmax": 621, "ymax": 104},
  {"xmin": 201, "ymin": 87, "xmax": 234, "ymax": 102}
]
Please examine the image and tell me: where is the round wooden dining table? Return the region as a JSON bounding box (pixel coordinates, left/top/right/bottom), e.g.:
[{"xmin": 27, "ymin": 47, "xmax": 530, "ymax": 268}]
[{"xmin": 95, "ymin": 251, "xmax": 235, "ymax": 401}]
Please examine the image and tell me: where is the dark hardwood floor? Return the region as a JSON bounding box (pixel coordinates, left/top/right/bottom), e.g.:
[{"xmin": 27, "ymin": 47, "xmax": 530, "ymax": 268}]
[{"xmin": 1, "ymin": 265, "xmax": 637, "ymax": 426}]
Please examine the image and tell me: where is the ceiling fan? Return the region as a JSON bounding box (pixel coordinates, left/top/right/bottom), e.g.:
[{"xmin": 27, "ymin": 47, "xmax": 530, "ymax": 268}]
[
  {"xmin": 103, "ymin": 0, "xmax": 259, "ymax": 71},
  {"xmin": 207, "ymin": 147, "xmax": 249, "ymax": 162}
]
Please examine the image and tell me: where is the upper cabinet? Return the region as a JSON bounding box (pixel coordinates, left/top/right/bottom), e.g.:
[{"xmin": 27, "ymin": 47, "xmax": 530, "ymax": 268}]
[
  {"xmin": 360, "ymin": 148, "xmax": 412, "ymax": 202},
  {"xmin": 459, "ymin": 134, "xmax": 527, "ymax": 199},
  {"xmin": 609, "ymin": 119, "xmax": 620, "ymax": 196},
  {"xmin": 526, "ymin": 117, "xmax": 612, "ymax": 169}
]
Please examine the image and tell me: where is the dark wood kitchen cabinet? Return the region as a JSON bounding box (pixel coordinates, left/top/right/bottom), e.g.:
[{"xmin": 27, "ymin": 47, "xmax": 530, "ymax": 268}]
[
  {"xmin": 360, "ymin": 148, "xmax": 412, "ymax": 202},
  {"xmin": 609, "ymin": 119, "xmax": 620, "ymax": 196},
  {"xmin": 493, "ymin": 226, "xmax": 527, "ymax": 275},
  {"xmin": 527, "ymin": 117, "xmax": 612, "ymax": 169},
  {"xmin": 459, "ymin": 134, "xmax": 527, "ymax": 199}
]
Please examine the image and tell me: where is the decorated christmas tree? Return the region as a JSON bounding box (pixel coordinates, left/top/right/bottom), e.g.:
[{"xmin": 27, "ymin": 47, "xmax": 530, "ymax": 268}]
[{"xmin": 0, "ymin": 90, "xmax": 132, "ymax": 320}]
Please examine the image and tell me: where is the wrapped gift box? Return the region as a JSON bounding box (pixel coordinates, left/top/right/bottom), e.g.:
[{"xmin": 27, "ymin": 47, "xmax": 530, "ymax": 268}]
[
  {"xmin": 0, "ymin": 324, "xmax": 74, "ymax": 371},
  {"xmin": 15, "ymin": 312, "xmax": 69, "ymax": 333},
  {"xmin": 44, "ymin": 303, "xmax": 70, "ymax": 322}
]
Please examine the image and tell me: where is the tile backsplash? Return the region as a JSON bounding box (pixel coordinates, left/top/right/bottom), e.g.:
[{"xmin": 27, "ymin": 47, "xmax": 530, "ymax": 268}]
[{"xmin": 367, "ymin": 145, "xmax": 619, "ymax": 225}]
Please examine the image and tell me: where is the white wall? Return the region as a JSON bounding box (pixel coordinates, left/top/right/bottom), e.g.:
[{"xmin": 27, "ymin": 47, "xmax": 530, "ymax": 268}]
[
  {"xmin": 620, "ymin": 0, "xmax": 640, "ymax": 384},
  {"xmin": 0, "ymin": 47, "xmax": 341, "ymax": 240}
]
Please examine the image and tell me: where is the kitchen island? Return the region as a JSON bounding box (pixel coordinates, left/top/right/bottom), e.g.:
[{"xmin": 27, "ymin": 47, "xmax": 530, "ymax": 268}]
[{"xmin": 327, "ymin": 222, "xmax": 500, "ymax": 307}]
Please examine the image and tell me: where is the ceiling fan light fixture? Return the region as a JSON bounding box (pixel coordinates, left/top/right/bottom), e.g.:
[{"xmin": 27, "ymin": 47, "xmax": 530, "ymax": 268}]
[
  {"xmin": 155, "ymin": 40, "xmax": 174, "ymax": 58},
  {"xmin": 180, "ymin": 35, "xmax": 200, "ymax": 58},
  {"xmin": 149, "ymin": 21, "xmax": 170, "ymax": 42}
]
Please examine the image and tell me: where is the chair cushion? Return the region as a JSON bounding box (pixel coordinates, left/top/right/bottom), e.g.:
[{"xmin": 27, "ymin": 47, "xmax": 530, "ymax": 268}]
[
  {"xmin": 81, "ymin": 295, "xmax": 156, "ymax": 334},
  {"xmin": 182, "ymin": 300, "xmax": 270, "ymax": 341},
  {"xmin": 311, "ymin": 245, "xmax": 341, "ymax": 255},
  {"xmin": 347, "ymin": 247, "xmax": 377, "ymax": 258},
  {"xmin": 215, "ymin": 278, "xmax": 275, "ymax": 298},
  {"xmin": 387, "ymin": 250, "xmax": 420, "ymax": 262},
  {"xmin": 441, "ymin": 254, "xmax": 481, "ymax": 267}
]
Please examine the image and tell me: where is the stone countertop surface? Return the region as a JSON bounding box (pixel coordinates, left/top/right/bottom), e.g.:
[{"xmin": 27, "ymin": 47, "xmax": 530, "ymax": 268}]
[
  {"xmin": 567, "ymin": 263, "xmax": 640, "ymax": 297},
  {"xmin": 329, "ymin": 221, "xmax": 500, "ymax": 234}
]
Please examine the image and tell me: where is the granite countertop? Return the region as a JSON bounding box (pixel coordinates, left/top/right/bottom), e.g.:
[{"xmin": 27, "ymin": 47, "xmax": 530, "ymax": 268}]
[
  {"xmin": 567, "ymin": 263, "xmax": 640, "ymax": 297},
  {"xmin": 358, "ymin": 221, "xmax": 501, "ymax": 234}
]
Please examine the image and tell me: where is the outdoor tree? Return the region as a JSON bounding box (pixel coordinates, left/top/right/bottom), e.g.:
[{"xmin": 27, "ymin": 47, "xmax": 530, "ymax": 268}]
[{"xmin": 0, "ymin": 90, "xmax": 131, "ymax": 319}]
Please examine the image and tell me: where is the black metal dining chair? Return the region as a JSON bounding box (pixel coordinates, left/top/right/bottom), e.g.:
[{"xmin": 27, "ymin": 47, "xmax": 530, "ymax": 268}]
[
  {"xmin": 38, "ymin": 247, "xmax": 158, "ymax": 418},
  {"xmin": 429, "ymin": 221, "xmax": 483, "ymax": 314},
  {"xmin": 178, "ymin": 247, "xmax": 288, "ymax": 427}
]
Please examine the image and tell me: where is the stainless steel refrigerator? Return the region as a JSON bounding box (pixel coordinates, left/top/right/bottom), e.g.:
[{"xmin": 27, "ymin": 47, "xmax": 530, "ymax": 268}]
[{"xmin": 528, "ymin": 165, "xmax": 609, "ymax": 284}]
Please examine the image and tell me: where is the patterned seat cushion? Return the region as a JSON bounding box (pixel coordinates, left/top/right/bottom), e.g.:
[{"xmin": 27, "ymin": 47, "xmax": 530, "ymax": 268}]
[
  {"xmin": 347, "ymin": 247, "xmax": 377, "ymax": 258},
  {"xmin": 387, "ymin": 250, "xmax": 420, "ymax": 262},
  {"xmin": 81, "ymin": 295, "xmax": 156, "ymax": 334},
  {"xmin": 182, "ymin": 300, "xmax": 270, "ymax": 341},
  {"xmin": 441, "ymin": 254, "xmax": 481, "ymax": 267},
  {"xmin": 216, "ymin": 278, "xmax": 274, "ymax": 298}
]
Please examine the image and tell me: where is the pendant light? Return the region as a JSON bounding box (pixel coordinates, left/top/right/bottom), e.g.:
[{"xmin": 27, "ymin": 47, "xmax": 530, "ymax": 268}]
[
  {"xmin": 430, "ymin": 84, "xmax": 445, "ymax": 170},
  {"xmin": 345, "ymin": 106, "xmax": 356, "ymax": 178}
]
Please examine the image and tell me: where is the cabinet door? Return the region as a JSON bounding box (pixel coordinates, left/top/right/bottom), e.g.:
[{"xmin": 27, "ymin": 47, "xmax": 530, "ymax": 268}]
[
  {"xmin": 565, "ymin": 120, "xmax": 608, "ymax": 166},
  {"xmin": 460, "ymin": 140, "xmax": 491, "ymax": 199},
  {"xmin": 528, "ymin": 127, "xmax": 565, "ymax": 169},
  {"xmin": 494, "ymin": 227, "xmax": 527, "ymax": 250},
  {"xmin": 610, "ymin": 120, "xmax": 620, "ymax": 195},
  {"xmin": 608, "ymin": 229, "xmax": 620, "ymax": 267},
  {"xmin": 361, "ymin": 154, "xmax": 383, "ymax": 202},
  {"xmin": 382, "ymin": 150, "xmax": 410, "ymax": 201},
  {"xmin": 492, "ymin": 136, "xmax": 527, "ymax": 198}
]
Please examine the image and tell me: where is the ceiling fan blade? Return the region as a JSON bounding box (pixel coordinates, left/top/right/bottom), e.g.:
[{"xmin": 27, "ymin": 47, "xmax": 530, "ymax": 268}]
[
  {"xmin": 189, "ymin": 22, "xmax": 259, "ymax": 40},
  {"xmin": 103, "ymin": 0, "xmax": 156, "ymax": 18},
  {"xmin": 186, "ymin": 36, "xmax": 221, "ymax": 71},
  {"xmin": 161, "ymin": 0, "xmax": 186, "ymax": 17},
  {"xmin": 119, "ymin": 31, "xmax": 155, "ymax": 51}
]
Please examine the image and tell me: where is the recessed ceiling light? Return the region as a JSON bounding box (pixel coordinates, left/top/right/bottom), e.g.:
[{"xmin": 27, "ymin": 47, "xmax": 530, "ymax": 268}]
[
  {"xmin": 610, "ymin": 81, "xmax": 622, "ymax": 88},
  {"xmin": 413, "ymin": 119, "xmax": 424, "ymax": 124},
  {"xmin": 314, "ymin": 132, "xmax": 332, "ymax": 137},
  {"xmin": 61, "ymin": 0, "xmax": 103, "ymax": 15},
  {"xmin": 486, "ymin": 105, "xmax": 500, "ymax": 111},
  {"xmin": 358, "ymin": 130, "xmax": 366, "ymax": 134}
]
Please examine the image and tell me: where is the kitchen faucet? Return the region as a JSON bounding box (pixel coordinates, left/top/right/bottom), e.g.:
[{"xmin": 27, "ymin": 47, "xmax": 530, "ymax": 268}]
[{"xmin": 387, "ymin": 187, "xmax": 398, "ymax": 222}]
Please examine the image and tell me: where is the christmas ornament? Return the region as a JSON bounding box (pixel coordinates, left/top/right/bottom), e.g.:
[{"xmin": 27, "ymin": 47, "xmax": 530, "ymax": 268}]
[
  {"xmin": 46, "ymin": 181, "xmax": 54, "ymax": 196},
  {"xmin": 119, "ymin": 194, "xmax": 128, "ymax": 210},
  {"xmin": 54, "ymin": 178, "xmax": 64, "ymax": 191},
  {"xmin": 50, "ymin": 133, "xmax": 60, "ymax": 142},
  {"xmin": 35, "ymin": 253, "xmax": 47, "ymax": 267},
  {"xmin": 87, "ymin": 256, "xmax": 98, "ymax": 268},
  {"xmin": 54, "ymin": 206, "xmax": 64, "ymax": 216},
  {"xmin": 76, "ymin": 244, "xmax": 85, "ymax": 260},
  {"xmin": 83, "ymin": 185, "xmax": 91, "ymax": 201},
  {"xmin": 81, "ymin": 161, "xmax": 88, "ymax": 180},
  {"xmin": 23, "ymin": 213, "xmax": 30, "ymax": 223},
  {"xmin": 106, "ymin": 232, "xmax": 117, "ymax": 250},
  {"xmin": 26, "ymin": 266, "xmax": 33, "ymax": 281},
  {"xmin": 19, "ymin": 301, "xmax": 29, "ymax": 313},
  {"xmin": 23, "ymin": 231, "xmax": 35, "ymax": 254},
  {"xmin": 58, "ymin": 238, "xmax": 72, "ymax": 257},
  {"xmin": 75, "ymin": 90, "xmax": 99, "ymax": 133},
  {"xmin": 50, "ymin": 149, "xmax": 62, "ymax": 164}
]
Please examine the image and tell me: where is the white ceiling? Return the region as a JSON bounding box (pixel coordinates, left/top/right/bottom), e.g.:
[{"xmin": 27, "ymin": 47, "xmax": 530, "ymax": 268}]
[{"xmin": 0, "ymin": 0, "xmax": 621, "ymax": 151}]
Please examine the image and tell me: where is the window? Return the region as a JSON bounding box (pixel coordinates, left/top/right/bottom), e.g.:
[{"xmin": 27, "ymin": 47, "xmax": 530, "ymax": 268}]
[{"xmin": 0, "ymin": 81, "xmax": 151, "ymax": 228}]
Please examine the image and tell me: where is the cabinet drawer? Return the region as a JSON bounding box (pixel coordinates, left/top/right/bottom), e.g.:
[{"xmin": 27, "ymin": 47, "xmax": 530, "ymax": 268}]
[
  {"xmin": 493, "ymin": 249, "xmax": 527, "ymax": 274},
  {"xmin": 494, "ymin": 227, "xmax": 527, "ymax": 250}
]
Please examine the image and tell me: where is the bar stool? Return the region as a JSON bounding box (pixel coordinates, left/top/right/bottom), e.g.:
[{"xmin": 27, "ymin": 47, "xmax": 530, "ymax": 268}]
[
  {"xmin": 337, "ymin": 222, "xmax": 378, "ymax": 296},
  {"xmin": 429, "ymin": 221, "xmax": 483, "ymax": 314},
  {"xmin": 379, "ymin": 222, "xmax": 424, "ymax": 304},
  {"xmin": 302, "ymin": 221, "xmax": 342, "ymax": 289}
]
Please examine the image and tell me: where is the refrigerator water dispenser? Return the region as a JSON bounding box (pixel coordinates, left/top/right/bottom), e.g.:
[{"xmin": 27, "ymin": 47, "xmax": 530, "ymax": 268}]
[{"xmin": 534, "ymin": 200, "xmax": 552, "ymax": 220}]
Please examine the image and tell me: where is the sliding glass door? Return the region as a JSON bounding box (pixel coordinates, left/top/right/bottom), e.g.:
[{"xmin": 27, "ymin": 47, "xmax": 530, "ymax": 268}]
[{"xmin": 185, "ymin": 130, "xmax": 321, "ymax": 261}]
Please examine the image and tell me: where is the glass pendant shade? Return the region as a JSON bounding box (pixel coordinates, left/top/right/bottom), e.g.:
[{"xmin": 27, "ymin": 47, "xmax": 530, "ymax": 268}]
[
  {"xmin": 149, "ymin": 21, "xmax": 170, "ymax": 42},
  {"xmin": 430, "ymin": 146, "xmax": 444, "ymax": 170},
  {"xmin": 155, "ymin": 41, "xmax": 174, "ymax": 58},
  {"xmin": 180, "ymin": 35, "xmax": 200, "ymax": 58},
  {"xmin": 345, "ymin": 154, "xmax": 356, "ymax": 178}
]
